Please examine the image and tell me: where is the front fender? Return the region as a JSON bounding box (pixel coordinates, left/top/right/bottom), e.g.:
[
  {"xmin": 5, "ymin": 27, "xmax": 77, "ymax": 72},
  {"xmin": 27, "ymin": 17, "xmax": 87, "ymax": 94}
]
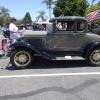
[
  {"xmin": 10, "ymin": 42, "xmax": 40, "ymax": 54},
  {"xmin": 10, "ymin": 42, "xmax": 55, "ymax": 60}
]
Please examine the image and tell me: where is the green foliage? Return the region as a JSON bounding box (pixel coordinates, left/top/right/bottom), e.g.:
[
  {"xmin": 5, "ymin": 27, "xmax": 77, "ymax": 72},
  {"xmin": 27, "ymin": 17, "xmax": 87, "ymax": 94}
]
[
  {"xmin": 16, "ymin": 19, "xmax": 23, "ymax": 25},
  {"xmin": 86, "ymin": 1, "xmax": 100, "ymax": 15},
  {"xmin": 86, "ymin": 1, "xmax": 100, "ymax": 25},
  {"xmin": 94, "ymin": 20, "xmax": 100, "ymax": 25},
  {"xmin": 53, "ymin": 0, "xmax": 89, "ymax": 17},
  {"xmin": 22, "ymin": 12, "xmax": 32, "ymax": 24},
  {"xmin": 0, "ymin": 6, "xmax": 10, "ymax": 26},
  {"xmin": 0, "ymin": 6, "xmax": 10, "ymax": 17}
]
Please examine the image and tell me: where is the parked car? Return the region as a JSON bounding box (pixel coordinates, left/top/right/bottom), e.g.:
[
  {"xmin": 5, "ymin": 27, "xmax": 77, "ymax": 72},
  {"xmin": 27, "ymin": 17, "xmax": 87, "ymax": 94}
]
[{"xmin": 10, "ymin": 16, "xmax": 100, "ymax": 69}]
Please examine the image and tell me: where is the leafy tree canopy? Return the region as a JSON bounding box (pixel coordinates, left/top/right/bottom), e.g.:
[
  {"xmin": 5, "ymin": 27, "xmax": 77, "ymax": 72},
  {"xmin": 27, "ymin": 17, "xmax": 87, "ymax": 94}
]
[
  {"xmin": 86, "ymin": 1, "xmax": 100, "ymax": 15},
  {"xmin": 53, "ymin": 0, "xmax": 89, "ymax": 17},
  {"xmin": 0, "ymin": 6, "xmax": 10, "ymax": 26}
]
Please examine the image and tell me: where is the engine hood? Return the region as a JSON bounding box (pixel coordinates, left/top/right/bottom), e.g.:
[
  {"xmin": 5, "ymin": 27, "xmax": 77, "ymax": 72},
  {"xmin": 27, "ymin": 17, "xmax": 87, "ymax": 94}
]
[
  {"xmin": 22, "ymin": 30, "xmax": 48, "ymax": 37},
  {"xmin": 86, "ymin": 33, "xmax": 100, "ymax": 41}
]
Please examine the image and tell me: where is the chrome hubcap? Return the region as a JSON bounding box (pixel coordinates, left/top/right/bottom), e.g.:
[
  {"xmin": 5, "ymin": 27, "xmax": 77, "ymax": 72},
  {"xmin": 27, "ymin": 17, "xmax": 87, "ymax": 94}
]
[
  {"xmin": 19, "ymin": 55, "xmax": 27, "ymax": 63},
  {"xmin": 14, "ymin": 51, "xmax": 31, "ymax": 67},
  {"xmin": 90, "ymin": 50, "xmax": 100, "ymax": 65}
]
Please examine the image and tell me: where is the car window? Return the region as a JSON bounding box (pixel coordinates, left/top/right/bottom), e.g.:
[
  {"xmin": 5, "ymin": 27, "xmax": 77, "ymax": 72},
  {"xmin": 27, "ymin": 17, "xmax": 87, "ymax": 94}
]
[
  {"xmin": 77, "ymin": 21, "xmax": 85, "ymax": 32},
  {"xmin": 56, "ymin": 21, "xmax": 75, "ymax": 31}
]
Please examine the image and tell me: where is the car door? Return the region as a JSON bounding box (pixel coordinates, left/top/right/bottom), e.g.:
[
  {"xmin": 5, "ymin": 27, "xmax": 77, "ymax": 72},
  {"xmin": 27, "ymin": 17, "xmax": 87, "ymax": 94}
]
[
  {"xmin": 45, "ymin": 31, "xmax": 75, "ymax": 51},
  {"xmin": 45, "ymin": 20, "xmax": 87, "ymax": 53}
]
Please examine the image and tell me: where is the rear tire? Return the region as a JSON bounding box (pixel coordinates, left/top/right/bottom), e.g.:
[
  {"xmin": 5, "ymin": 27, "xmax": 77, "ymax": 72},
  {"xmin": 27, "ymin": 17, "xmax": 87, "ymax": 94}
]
[
  {"xmin": 86, "ymin": 48, "xmax": 100, "ymax": 66},
  {"xmin": 10, "ymin": 49, "xmax": 34, "ymax": 69}
]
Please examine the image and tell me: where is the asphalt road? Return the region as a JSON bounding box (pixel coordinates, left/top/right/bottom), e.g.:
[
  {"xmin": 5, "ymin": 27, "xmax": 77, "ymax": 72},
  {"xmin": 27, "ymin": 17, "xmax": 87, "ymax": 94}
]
[{"xmin": 0, "ymin": 57, "xmax": 100, "ymax": 100}]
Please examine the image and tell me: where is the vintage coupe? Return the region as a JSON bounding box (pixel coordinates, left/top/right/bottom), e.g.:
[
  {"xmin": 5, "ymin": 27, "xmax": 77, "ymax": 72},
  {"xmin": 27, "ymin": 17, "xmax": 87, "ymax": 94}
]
[{"xmin": 10, "ymin": 16, "xmax": 100, "ymax": 69}]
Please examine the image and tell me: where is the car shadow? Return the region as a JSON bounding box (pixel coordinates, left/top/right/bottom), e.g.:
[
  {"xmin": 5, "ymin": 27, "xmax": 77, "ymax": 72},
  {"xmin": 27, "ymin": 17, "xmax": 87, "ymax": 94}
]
[
  {"xmin": 32, "ymin": 57, "xmax": 88, "ymax": 69},
  {"xmin": 6, "ymin": 57, "xmax": 91, "ymax": 70}
]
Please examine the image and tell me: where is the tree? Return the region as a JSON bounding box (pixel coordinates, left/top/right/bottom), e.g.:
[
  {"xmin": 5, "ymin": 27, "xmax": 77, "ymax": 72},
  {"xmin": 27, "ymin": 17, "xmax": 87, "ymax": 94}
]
[
  {"xmin": 0, "ymin": 6, "xmax": 10, "ymax": 17},
  {"xmin": 16, "ymin": 19, "xmax": 23, "ymax": 25},
  {"xmin": 0, "ymin": 17, "xmax": 4, "ymax": 26},
  {"xmin": 91, "ymin": 0, "xmax": 96, "ymax": 7},
  {"xmin": 36, "ymin": 10, "xmax": 47, "ymax": 21},
  {"xmin": 42, "ymin": 0, "xmax": 55, "ymax": 19},
  {"xmin": 0, "ymin": 6, "xmax": 10, "ymax": 26},
  {"xmin": 94, "ymin": 20, "xmax": 100, "ymax": 25},
  {"xmin": 22, "ymin": 12, "xmax": 32, "ymax": 24},
  {"xmin": 53, "ymin": 0, "xmax": 89, "ymax": 17},
  {"xmin": 86, "ymin": 1, "xmax": 100, "ymax": 15},
  {"xmin": 86, "ymin": 1, "xmax": 100, "ymax": 26}
]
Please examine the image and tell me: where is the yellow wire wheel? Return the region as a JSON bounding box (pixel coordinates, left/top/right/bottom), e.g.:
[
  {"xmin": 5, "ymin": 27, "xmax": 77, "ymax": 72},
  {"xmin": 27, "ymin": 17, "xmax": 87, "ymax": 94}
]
[
  {"xmin": 11, "ymin": 49, "xmax": 33, "ymax": 69},
  {"xmin": 89, "ymin": 49, "xmax": 100, "ymax": 65}
]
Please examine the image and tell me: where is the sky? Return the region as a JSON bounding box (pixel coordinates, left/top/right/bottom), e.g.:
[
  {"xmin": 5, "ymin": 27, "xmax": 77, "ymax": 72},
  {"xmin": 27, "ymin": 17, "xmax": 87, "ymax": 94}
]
[{"xmin": 0, "ymin": 0, "xmax": 99, "ymax": 21}]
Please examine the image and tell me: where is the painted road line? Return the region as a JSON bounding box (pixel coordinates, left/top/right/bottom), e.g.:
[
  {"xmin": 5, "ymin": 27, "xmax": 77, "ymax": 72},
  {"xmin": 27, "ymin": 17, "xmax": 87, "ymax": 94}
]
[{"xmin": 0, "ymin": 72, "xmax": 100, "ymax": 79}]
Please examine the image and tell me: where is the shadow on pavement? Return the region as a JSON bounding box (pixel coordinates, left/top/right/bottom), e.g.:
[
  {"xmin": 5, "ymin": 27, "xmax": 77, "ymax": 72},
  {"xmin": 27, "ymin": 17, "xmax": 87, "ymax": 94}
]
[
  {"xmin": 6, "ymin": 57, "xmax": 91, "ymax": 70},
  {"xmin": 32, "ymin": 57, "xmax": 89, "ymax": 69},
  {"xmin": 0, "ymin": 79, "xmax": 99, "ymax": 100}
]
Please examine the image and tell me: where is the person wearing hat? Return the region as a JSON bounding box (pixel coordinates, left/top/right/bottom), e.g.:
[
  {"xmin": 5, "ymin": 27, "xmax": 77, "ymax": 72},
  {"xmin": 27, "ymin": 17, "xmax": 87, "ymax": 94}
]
[{"xmin": 9, "ymin": 17, "xmax": 21, "ymax": 43}]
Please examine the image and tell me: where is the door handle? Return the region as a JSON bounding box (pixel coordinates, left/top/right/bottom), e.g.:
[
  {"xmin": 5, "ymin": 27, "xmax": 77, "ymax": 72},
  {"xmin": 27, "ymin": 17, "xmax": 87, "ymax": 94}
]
[{"xmin": 72, "ymin": 33, "xmax": 77, "ymax": 36}]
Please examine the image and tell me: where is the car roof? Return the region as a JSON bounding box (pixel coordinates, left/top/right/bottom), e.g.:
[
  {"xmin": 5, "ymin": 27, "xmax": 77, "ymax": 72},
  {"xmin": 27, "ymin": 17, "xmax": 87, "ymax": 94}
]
[{"xmin": 50, "ymin": 16, "xmax": 87, "ymax": 22}]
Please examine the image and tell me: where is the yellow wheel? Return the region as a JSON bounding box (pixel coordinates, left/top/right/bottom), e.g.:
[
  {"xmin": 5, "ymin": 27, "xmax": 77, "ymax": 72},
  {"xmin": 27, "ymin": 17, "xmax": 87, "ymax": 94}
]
[
  {"xmin": 10, "ymin": 49, "xmax": 33, "ymax": 69},
  {"xmin": 87, "ymin": 49, "xmax": 100, "ymax": 66}
]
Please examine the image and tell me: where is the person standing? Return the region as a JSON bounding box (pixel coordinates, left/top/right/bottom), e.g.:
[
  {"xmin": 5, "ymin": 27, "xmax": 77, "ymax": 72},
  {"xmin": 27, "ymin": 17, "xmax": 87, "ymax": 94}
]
[{"xmin": 9, "ymin": 17, "xmax": 21, "ymax": 43}]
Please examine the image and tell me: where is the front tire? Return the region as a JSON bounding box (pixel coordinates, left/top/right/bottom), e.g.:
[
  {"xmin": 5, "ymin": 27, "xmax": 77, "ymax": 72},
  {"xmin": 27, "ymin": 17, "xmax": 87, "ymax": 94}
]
[
  {"xmin": 10, "ymin": 49, "xmax": 33, "ymax": 69},
  {"xmin": 86, "ymin": 48, "xmax": 100, "ymax": 66}
]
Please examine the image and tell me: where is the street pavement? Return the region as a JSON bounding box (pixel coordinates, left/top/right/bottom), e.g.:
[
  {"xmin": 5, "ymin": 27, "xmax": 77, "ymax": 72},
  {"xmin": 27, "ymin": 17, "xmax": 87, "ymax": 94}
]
[{"xmin": 0, "ymin": 57, "xmax": 100, "ymax": 100}]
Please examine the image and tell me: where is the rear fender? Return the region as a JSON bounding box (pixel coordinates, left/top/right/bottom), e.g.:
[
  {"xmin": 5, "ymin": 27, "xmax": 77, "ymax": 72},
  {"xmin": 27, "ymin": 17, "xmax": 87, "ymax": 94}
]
[{"xmin": 83, "ymin": 41, "xmax": 100, "ymax": 57}]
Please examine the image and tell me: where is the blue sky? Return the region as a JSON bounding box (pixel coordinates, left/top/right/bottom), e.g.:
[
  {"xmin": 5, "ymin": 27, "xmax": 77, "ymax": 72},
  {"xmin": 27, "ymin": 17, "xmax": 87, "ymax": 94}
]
[{"xmin": 0, "ymin": 0, "xmax": 99, "ymax": 21}]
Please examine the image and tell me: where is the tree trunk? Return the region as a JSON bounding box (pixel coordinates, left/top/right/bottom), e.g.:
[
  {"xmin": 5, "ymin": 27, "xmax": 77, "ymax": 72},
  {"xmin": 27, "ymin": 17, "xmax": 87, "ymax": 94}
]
[
  {"xmin": 49, "ymin": 7, "xmax": 51, "ymax": 20},
  {"xmin": 91, "ymin": 0, "xmax": 95, "ymax": 7}
]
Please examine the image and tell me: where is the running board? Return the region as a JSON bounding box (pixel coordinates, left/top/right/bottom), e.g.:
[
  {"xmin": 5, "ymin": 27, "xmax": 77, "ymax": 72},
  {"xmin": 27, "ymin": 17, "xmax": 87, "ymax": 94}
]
[{"xmin": 56, "ymin": 56, "xmax": 84, "ymax": 60}]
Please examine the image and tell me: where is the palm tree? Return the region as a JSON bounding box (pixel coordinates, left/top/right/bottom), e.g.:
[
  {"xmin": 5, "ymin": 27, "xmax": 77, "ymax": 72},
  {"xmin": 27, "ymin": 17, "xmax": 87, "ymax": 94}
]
[
  {"xmin": 36, "ymin": 10, "xmax": 47, "ymax": 21},
  {"xmin": 42, "ymin": 0, "xmax": 55, "ymax": 19}
]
